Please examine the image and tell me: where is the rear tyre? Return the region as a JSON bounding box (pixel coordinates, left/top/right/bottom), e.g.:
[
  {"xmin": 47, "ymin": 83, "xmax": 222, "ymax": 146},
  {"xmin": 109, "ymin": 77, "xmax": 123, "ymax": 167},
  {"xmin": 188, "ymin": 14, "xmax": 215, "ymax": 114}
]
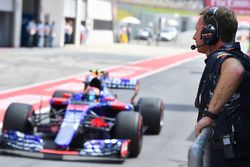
[
  {"xmin": 52, "ymin": 90, "xmax": 74, "ymax": 98},
  {"xmin": 114, "ymin": 112, "xmax": 143, "ymax": 157},
  {"xmin": 137, "ymin": 97, "xmax": 164, "ymax": 134},
  {"xmin": 3, "ymin": 103, "xmax": 34, "ymax": 134},
  {"xmin": 50, "ymin": 90, "xmax": 74, "ymax": 118}
]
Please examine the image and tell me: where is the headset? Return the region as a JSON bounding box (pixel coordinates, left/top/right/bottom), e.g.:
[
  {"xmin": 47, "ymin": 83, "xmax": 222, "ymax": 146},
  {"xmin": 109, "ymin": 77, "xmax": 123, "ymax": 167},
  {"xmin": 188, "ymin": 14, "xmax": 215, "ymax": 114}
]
[{"xmin": 201, "ymin": 7, "xmax": 219, "ymax": 45}]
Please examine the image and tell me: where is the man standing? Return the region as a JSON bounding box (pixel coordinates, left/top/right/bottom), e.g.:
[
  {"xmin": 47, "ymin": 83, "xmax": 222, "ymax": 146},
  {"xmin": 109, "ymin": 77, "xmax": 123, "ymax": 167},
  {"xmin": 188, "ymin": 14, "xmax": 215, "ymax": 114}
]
[
  {"xmin": 36, "ymin": 20, "xmax": 45, "ymax": 47},
  {"xmin": 193, "ymin": 6, "xmax": 250, "ymax": 166},
  {"xmin": 44, "ymin": 21, "xmax": 51, "ymax": 47},
  {"xmin": 26, "ymin": 19, "xmax": 36, "ymax": 47},
  {"xmin": 80, "ymin": 22, "xmax": 88, "ymax": 45},
  {"xmin": 48, "ymin": 21, "xmax": 56, "ymax": 47},
  {"xmin": 64, "ymin": 20, "xmax": 73, "ymax": 44}
]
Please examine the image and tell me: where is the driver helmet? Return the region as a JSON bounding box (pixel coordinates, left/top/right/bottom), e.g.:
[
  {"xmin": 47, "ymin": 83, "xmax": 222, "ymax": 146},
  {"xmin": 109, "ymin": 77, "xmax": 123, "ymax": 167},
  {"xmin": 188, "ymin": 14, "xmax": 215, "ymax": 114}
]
[{"xmin": 89, "ymin": 77, "xmax": 102, "ymax": 90}]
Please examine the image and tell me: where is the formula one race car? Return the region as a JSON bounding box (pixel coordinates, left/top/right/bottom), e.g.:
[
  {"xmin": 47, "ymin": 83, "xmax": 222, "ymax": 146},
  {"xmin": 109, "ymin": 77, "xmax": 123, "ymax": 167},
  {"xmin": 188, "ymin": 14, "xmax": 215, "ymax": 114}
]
[{"xmin": 0, "ymin": 69, "xmax": 164, "ymax": 161}]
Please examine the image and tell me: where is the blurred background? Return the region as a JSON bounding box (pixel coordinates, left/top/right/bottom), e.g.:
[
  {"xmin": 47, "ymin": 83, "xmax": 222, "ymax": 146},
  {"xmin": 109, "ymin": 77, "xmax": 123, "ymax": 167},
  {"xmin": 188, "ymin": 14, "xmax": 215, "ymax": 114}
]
[{"xmin": 0, "ymin": 0, "xmax": 250, "ymax": 48}]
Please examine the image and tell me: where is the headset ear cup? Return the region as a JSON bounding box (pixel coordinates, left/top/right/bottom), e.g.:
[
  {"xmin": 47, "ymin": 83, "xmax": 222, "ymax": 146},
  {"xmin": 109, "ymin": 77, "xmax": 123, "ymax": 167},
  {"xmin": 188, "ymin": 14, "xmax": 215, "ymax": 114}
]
[{"xmin": 201, "ymin": 24, "xmax": 218, "ymax": 45}]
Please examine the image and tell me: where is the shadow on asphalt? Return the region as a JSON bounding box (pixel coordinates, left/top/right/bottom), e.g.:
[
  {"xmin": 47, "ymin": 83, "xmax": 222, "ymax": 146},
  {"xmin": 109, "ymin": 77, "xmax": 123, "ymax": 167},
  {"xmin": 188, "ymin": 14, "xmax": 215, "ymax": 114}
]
[{"xmin": 164, "ymin": 103, "xmax": 196, "ymax": 112}]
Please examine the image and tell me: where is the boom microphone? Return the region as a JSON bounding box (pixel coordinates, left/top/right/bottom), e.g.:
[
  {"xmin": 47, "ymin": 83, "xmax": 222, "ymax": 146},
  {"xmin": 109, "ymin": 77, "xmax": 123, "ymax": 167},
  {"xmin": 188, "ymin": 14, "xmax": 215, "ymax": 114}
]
[
  {"xmin": 190, "ymin": 44, "xmax": 205, "ymax": 50},
  {"xmin": 191, "ymin": 45, "xmax": 197, "ymax": 50}
]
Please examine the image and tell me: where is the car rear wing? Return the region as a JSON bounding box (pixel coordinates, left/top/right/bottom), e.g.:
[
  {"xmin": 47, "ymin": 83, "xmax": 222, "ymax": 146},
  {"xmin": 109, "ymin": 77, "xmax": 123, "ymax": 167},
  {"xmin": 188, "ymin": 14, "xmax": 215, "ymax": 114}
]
[
  {"xmin": 105, "ymin": 78, "xmax": 138, "ymax": 90},
  {"xmin": 105, "ymin": 78, "xmax": 139, "ymax": 105}
]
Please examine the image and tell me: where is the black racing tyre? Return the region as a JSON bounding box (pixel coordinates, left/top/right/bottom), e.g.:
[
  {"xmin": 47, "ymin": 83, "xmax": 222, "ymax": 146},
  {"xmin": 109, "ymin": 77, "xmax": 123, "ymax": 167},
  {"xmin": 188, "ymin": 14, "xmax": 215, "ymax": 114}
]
[
  {"xmin": 137, "ymin": 97, "xmax": 164, "ymax": 135},
  {"xmin": 52, "ymin": 90, "xmax": 75, "ymax": 98},
  {"xmin": 115, "ymin": 111, "xmax": 143, "ymax": 157},
  {"xmin": 114, "ymin": 112, "xmax": 143, "ymax": 158},
  {"xmin": 3, "ymin": 103, "xmax": 34, "ymax": 134},
  {"xmin": 50, "ymin": 90, "xmax": 74, "ymax": 118}
]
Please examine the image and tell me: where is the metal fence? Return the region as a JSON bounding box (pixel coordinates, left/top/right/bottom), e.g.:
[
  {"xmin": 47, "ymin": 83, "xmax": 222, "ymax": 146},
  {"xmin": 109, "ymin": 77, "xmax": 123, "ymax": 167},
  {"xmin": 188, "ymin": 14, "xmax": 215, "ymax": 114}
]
[{"xmin": 188, "ymin": 127, "xmax": 214, "ymax": 167}]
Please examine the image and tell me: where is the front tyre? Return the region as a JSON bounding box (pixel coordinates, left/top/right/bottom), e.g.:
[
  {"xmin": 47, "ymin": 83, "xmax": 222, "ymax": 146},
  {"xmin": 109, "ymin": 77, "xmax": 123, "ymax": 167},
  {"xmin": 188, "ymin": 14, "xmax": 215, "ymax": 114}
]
[
  {"xmin": 3, "ymin": 103, "xmax": 34, "ymax": 134},
  {"xmin": 114, "ymin": 112, "xmax": 143, "ymax": 157}
]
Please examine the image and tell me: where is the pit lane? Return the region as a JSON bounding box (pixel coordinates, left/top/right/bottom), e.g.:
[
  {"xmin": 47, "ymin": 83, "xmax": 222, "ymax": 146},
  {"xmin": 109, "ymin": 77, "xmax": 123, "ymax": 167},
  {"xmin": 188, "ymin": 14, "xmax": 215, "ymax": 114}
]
[
  {"xmin": 0, "ymin": 31, "xmax": 207, "ymax": 167},
  {"xmin": 0, "ymin": 56, "xmax": 203, "ymax": 167}
]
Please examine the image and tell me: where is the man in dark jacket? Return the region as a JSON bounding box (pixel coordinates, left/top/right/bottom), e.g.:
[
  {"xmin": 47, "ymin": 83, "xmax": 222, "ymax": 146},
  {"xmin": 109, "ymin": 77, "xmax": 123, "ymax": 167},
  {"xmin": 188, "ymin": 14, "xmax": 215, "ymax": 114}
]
[{"xmin": 193, "ymin": 6, "xmax": 250, "ymax": 166}]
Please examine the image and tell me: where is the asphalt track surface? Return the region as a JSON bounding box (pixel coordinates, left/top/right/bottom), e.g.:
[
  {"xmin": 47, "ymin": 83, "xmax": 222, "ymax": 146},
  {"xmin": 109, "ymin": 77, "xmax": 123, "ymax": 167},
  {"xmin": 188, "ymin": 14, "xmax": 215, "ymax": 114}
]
[
  {"xmin": 0, "ymin": 31, "xmax": 217, "ymax": 166},
  {"xmin": 0, "ymin": 55, "xmax": 204, "ymax": 167}
]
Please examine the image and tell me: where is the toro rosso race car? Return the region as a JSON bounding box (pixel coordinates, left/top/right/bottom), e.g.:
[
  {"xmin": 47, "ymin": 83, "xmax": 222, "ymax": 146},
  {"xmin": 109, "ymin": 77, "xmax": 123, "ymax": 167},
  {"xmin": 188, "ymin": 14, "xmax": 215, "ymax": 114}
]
[{"xmin": 0, "ymin": 69, "xmax": 164, "ymax": 161}]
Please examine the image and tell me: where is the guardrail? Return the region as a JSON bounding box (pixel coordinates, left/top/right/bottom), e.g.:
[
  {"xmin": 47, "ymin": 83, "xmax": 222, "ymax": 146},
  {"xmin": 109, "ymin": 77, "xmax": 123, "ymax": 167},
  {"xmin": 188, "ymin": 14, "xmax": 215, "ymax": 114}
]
[{"xmin": 188, "ymin": 127, "xmax": 214, "ymax": 167}]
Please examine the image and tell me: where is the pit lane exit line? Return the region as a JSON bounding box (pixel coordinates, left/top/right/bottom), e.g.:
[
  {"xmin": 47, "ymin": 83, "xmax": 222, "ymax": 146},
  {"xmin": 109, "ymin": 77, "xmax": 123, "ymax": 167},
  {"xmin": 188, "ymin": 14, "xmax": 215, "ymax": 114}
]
[{"xmin": 0, "ymin": 51, "xmax": 199, "ymax": 124}]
